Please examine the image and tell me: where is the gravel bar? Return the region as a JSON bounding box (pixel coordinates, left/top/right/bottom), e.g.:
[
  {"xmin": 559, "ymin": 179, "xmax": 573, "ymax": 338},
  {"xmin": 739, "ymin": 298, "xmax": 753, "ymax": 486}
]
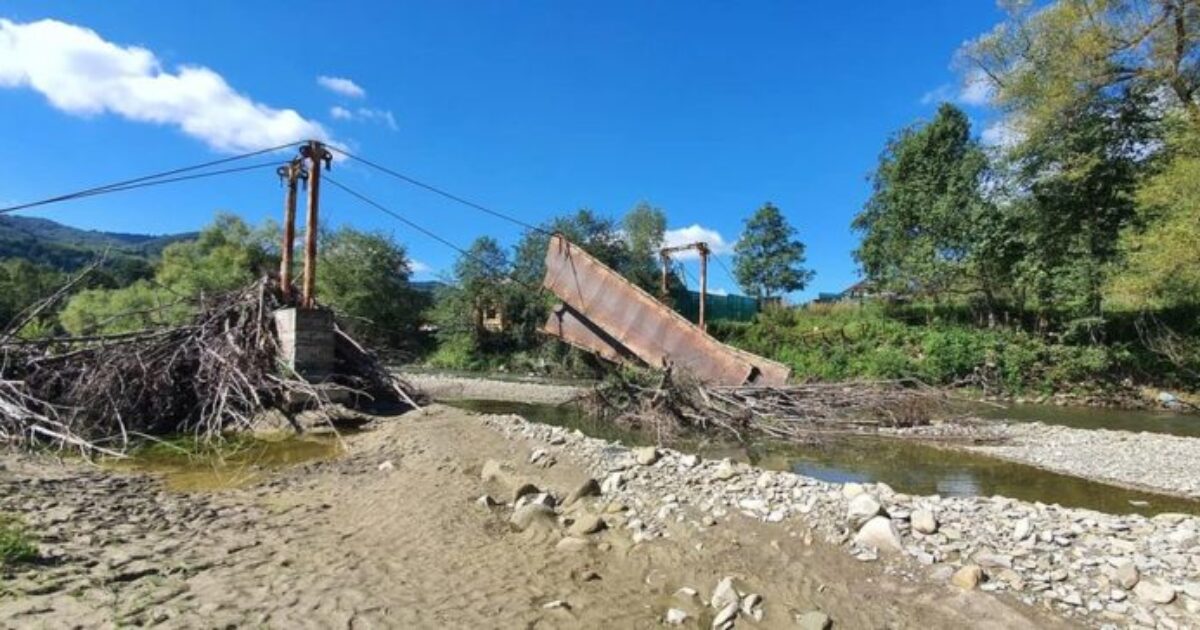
[{"xmin": 968, "ymin": 422, "xmax": 1200, "ymax": 499}]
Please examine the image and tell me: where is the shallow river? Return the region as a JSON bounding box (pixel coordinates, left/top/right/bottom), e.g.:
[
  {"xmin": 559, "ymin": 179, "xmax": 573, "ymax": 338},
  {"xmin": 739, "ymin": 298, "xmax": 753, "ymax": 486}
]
[
  {"xmin": 446, "ymin": 398, "xmax": 1200, "ymax": 517},
  {"xmin": 979, "ymin": 402, "xmax": 1200, "ymax": 437}
]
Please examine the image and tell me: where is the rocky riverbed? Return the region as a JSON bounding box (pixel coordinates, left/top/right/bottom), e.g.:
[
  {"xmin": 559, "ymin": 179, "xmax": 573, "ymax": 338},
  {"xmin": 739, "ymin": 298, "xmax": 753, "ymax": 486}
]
[
  {"xmin": 966, "ymin": 422, "xmax": 1200, "ymax": 499},
  {"xmin": 0, "ymin": 405, "xmax": 1063, "ymax": 629},
  {"xmin": 486, "ymin": 413, "xmax": 1200, "ymax": 628}
]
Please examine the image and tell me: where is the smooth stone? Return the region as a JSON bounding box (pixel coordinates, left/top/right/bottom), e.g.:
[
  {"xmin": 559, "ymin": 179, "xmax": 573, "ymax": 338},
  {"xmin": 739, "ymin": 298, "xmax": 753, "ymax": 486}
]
[
  {"xmin": 511, "ymin": 482, "xmax": 540, "ymax": 503},
  {"xmin": 911, "ymin": 509, "xmax": 938, "ymax": 535},
  {"xmin": 795, "ymin": 610, "xmax": 832, "ymax": 630},
  {"xmin": 1134, "ymin": 579, "xmax": 1176, "ymax": 605},
  {"xmin": 1114, "ymin": 560, "xmax": 1139, "ymax": 589},
  {"xmin": 509, "ymin": 504, "xmax": 555, "ymax": 532},
  {"xmin": 951, "ymin": 565, "xmax": 984, "ymax": 590},
  {"xmin": 665, "ymin": 608, "xmax": 689, "ymax": 625},
  {"xmin": 567, "ymin": 514, "xmax": 606, "ymax": 536},
  {"xmin": 564, "ymin": 478, "xmax": 601, "ymax": 506},
  {"xmin": 846, "ymin": 494, "xmax": 883, "ymax": 528},
  {"xmin": 853, "ymin": 516, "xmax": 902, "ymax": 553},
  {"xmin": 712, "ymin": 602, "xmax": 738, "ymax": 628},
  {"xmin": 634, "ymin": 447, "xmax": 660, "ymax": 466},
  {"xmin": 713, "ymin": 461, "xmax": 737, "ymax": 481},
  {"xmin": 711, "ymin": 576, "xmax": 740, "ymax": 609}
]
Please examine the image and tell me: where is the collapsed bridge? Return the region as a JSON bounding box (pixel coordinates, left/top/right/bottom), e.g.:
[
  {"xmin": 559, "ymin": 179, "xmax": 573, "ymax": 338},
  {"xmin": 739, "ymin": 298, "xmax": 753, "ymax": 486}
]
[{"xmin": 539, "ymin": 234, "xmax": 790, "ymax": 387}]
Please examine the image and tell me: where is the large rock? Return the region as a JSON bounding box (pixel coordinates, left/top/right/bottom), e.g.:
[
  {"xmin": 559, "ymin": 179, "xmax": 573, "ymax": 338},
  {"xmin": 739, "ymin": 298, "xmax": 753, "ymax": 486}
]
[
  {"xmin": 567, "ymin": 514, "xmax": 606, "ymax": 536},
  {"xmin": 1134, "ymin": 579, "xmax": 1176, "ymax": 605},
  {"xmin": 509, "ymin": 504, "xmax": 556, "ymax": 532},
  {"xmin": 846, "ymin": 494, "xmax": 883, "ymax": 528},
  {"xmin": 1114, "ymin": 560, "xmax": 1140, "ymax": 589},
  {"xmin": 564, "ymin": 478, "xmax": 601, "ymax": 506},
  {"xmin": 853, "ymin": 516, "xmax": 902, "ymax": 553},
  {"xmin": 911, "ymin": 509, "xmax": 938, "ymax": 535},
  {"xmin": 634, "ymin": 446, "xmax": 660, "ymax": 466},
  {"xmin": 1012, "ymin": 518, "xmax": 1032, "ymax": 541},
  {"xmin": 713, "ymin": 461, "xmax": 738, "ymax": 481},
  {"xmin": 951, "ymin": 565, "xmax": 984, "ymax": 590},
  {"xmin": 711, "ymin": 576, "xmax": 740, "ymax": 609},
  {"xmin": 795, "ymin": 610, "xmax": 832, "ymax": 630},
  {"xmin": 713, "ymin": 602, "xmax": 739, "ymax": 628},
  {"xmin": 511, "ymin": 482, "xmax": 541, "ymax": 504}
]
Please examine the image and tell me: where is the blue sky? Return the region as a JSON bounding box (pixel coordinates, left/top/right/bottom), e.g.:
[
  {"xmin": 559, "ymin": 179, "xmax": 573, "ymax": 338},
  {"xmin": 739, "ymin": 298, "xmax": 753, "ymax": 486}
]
[{"xmin": 0, "ymin": 1, "xmax": 1005, "ymax": 300}]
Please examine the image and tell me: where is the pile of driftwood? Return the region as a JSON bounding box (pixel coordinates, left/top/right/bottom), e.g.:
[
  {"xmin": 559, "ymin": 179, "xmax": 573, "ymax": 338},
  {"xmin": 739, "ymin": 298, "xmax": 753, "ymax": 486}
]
[
  {"xmin": 583, "ymin": 367, "xmax": 948, "ymax": 444},
  {"xmin": 0, "ymin": 277, "xmax": 419, "ymax": 457}
]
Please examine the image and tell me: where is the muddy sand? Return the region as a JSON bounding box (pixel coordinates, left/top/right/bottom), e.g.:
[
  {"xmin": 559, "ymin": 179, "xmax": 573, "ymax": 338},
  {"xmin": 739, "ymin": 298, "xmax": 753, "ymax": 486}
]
[{"xmin": 0, "ymin": 405, "xmax": 1067, "ymax": 629}]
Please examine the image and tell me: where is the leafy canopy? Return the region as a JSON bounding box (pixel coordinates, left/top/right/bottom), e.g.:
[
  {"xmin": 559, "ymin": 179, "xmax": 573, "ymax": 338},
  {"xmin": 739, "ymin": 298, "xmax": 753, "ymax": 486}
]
[{"xmin": 733, "ymin": 203, "xmax": 813, "ymax": 298}]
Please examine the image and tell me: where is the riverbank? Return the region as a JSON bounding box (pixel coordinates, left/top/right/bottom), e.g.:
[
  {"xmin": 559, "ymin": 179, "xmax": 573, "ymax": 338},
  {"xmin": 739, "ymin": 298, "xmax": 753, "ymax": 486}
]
[
  {"xmin": 490, "ymin": 412, "xmax": 1200, "ymax": 628},
  {"xmin": 1, "ymin": 405, "xmax": 1059, "ymax": 628}
]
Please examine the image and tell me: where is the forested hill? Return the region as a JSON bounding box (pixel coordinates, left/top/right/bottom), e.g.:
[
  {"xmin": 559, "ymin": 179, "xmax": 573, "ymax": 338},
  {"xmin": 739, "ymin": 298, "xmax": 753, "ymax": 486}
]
[{"xmin": 0, "ymin": 215, "xmax": 194, "ymax": 270}]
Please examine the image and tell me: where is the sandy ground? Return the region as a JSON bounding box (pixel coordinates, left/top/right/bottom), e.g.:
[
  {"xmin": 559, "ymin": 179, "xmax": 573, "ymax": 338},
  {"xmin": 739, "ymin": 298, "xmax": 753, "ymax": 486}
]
[
  {"xmin": 0, "ymin": 405, "xmax": 1070, "ymax": 629},
  {"xmin": 400, "ymin": 371, "xmax": 582, "ymax": 404}
]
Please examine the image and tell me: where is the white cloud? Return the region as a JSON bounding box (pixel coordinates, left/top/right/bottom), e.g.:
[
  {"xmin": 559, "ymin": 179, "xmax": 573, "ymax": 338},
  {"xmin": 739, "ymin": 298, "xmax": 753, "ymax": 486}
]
[
  {"xmin": 959, "ymin": 69, "xmax": 994, "ymax": 106},
  {"xmin": 410, "ymin": 259, "xmax": 432, "ymax": 274},
  {"xmin": 317, "ymin": 75, "xmax": 365, "ymax": 98},
  {"xmin": 0, "ymin": 18, "xmax": 329, "ymax": 154},
  {"xmin": 328, "ymin": 105, "xmax": 397, "ymax": 130},
  {"xmin": 920, "ymin": 84, "xmax": 955, "ymax": 106},
  {"xmin": 354, "ymin": 107, "xmax": 398, "ymax": 130},
  {"xmin": 662, "ymin": 224, "xmax": 732, "ymax": 260},
  {"xmin": 981, "ymin": 118, "xmax": 1023, "ymax": 148},
  {"xmin": 919, "ymin": 70, "xmax": 996, "ymax": 108}
]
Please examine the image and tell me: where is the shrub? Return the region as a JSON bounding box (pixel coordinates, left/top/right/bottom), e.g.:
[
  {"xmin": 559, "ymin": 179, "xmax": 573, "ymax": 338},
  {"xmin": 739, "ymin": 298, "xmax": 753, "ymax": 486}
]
[{"xmin": 0, "ymin": 515, "xmax": 36, "ymax": 566}]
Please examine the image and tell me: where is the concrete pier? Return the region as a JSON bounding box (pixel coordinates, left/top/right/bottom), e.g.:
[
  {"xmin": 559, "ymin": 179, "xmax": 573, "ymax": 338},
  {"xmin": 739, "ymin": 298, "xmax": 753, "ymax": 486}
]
[{"xmin": 273, "ymin": 307, "xmax": 335, "ymax": 382}]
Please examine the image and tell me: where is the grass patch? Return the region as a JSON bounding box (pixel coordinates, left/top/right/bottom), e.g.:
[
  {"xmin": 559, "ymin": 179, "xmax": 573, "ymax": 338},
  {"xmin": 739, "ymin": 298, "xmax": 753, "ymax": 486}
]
[{"xmin": 0, "ymin": 514, "xmax": 37, "ymax": 566}]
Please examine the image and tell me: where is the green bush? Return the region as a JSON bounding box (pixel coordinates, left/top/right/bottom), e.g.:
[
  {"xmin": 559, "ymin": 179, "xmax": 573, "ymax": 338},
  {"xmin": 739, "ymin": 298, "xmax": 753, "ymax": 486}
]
[{"xmin": 0, "ymin": 515, "xmax": 36, "ymax": 566}]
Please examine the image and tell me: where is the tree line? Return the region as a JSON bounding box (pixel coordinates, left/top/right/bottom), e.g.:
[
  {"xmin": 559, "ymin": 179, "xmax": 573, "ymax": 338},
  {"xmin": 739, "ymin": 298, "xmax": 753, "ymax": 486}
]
[{"xmin": 854, "ymin": 0, "xmax": 1200, "ymax": 329}]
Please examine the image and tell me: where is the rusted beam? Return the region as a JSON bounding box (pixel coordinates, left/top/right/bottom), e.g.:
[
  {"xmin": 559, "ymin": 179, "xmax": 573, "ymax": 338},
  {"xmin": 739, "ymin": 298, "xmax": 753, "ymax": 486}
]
[
  {"xmin": 542, "ymin": 234, "xmax": 790, "ymax": 386},
  {"xmin": 542, "ymin": 303, "xmax": 641, "ymax": 365}
]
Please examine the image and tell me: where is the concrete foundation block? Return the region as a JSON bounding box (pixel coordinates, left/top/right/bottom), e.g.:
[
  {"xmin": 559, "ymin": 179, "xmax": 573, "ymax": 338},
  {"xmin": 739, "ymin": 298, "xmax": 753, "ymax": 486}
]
[{"xmin": 274, "ymin": 307, "xmax": 335, "ymax": 382}]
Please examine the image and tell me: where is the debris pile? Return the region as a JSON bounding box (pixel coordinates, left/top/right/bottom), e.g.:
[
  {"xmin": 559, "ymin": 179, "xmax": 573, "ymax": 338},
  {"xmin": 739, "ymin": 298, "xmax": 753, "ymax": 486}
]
[
  {"xmin": 0, "ymin": 277, "xmax": 419, "ymax": 456},
  {"xmin": 583, "ymin": 367, "xmax": 948, "ymax": 443}
]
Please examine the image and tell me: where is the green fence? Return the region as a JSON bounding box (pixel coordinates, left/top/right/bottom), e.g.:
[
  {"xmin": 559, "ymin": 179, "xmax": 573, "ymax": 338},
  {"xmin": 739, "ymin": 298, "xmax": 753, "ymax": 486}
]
[{"xmin": 669, "ymin": 287, "xmax": 759, "ymax": 324}]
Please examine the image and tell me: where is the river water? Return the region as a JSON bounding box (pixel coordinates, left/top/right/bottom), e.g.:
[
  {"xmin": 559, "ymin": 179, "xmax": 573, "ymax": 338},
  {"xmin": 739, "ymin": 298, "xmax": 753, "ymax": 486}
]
[
  {"xmin": 445, "ymin": 398, "xmax": 1200, "ymax": 517},
  {"xmin": 979, "ymin": 402, "xmax": 1200, "ymax": 437}
]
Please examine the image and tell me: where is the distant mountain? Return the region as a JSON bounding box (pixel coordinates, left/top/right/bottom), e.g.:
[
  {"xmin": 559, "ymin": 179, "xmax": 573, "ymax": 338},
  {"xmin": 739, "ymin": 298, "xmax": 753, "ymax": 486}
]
[{"xmin": 0, "ymin": 215, "xmax": 195, "ymax": 270}]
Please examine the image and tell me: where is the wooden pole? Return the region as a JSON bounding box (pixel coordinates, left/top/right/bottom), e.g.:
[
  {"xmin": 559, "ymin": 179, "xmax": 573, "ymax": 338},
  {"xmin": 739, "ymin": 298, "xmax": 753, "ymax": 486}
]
[
  {"xmin": 300, "ymin": 141, "xmax": 330, "ymax": 309},
  {"xmin": 278, "ymin": 160, "xmax": 303, "ymax": 301},
  {"xmin": 699, "ymin": 242, "xmax": 708, "ymax": 331}
]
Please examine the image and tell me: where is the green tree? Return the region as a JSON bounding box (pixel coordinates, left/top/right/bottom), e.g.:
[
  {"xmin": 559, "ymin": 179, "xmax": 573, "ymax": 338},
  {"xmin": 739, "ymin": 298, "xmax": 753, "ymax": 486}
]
[
  {"xmin": 733, "ymin": 203, "xmax": 813, "ymax": 299},
  {"xmin": 59, "ymin": 214, "xmax": 276, "ymax": 335},
  {"xmin": 964, "ymin": 0, "xmax": 1200, "ymax": 130},
  {"xmin": 853, "ymin": 104, "xmax": 1003, "ymax": 305},
  {"xmin": 1109, "ymin": 115, "xmax": 1200, "ymax": 307},
  {"xmin": 622, "ymin": 202, "xmax": 667, "ymax": 290},
  {"xmin": 316, "ymin": 227, "xmax": 424, "ymax": 350}
]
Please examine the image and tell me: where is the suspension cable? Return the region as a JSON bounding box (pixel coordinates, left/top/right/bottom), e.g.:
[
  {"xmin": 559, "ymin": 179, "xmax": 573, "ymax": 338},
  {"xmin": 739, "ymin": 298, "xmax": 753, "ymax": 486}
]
[
  {"xmin": 0, "ymin": 140, "xmax": 304, "ymax": 215},
  {"xmin": 327, "ymin": 147, "xmax": 552, "ymax": 235},
  {"xmin": 323, "ymin": 176, "xmax": 547, "ymax": 293}
]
